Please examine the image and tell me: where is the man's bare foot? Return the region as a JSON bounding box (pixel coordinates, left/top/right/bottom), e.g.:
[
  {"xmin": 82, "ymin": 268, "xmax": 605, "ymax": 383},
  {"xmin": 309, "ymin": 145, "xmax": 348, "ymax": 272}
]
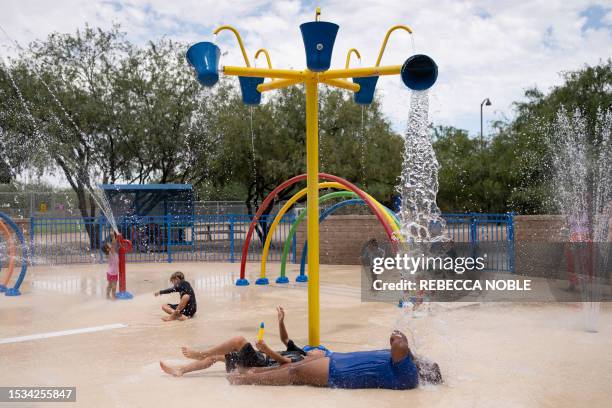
[
  {"xmin": 160, "ymin": 361, "xmax": 183, "ymax": 377},
  {"xmin": 177, "ymin": 315, "xmax": 188, "ymax": 321},
  {"xmin": 162, "ymin": 314, "xmax": 178, "ymax": 322},
  {"xmin": 181, "ymin": 346, "xmax": 204, "ymax": 360}
]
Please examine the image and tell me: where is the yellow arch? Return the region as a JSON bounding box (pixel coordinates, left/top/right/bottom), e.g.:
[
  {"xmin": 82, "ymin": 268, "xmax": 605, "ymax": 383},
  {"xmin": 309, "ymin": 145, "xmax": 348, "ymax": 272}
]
[
  {"xmin": 0, "ymin": 219, "xmax": 16, "ymax": 287},
  {"xmin": 259, "ymin": 182, "xmax": 402, "ymax": 280}
]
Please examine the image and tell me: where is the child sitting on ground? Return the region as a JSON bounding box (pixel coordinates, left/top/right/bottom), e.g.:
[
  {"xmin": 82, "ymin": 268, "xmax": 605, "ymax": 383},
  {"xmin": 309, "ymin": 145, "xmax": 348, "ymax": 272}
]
[
  {"xmin": 103, "ymin": 232, "xmax": 119, "ymax": 300},
  {"xmin": 154, "ymin": 271, "xmax": 197, "ymax": 321}
]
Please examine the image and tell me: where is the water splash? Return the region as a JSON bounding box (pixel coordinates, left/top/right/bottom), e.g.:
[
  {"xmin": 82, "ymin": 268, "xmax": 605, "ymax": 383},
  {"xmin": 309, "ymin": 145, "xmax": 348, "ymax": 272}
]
[
  {"xmin": 550, "ymin": 107, "xmax": 612, "ymax": 332},
  {"xmin": 1, "ymin": 46, "xmax": 118, "ymax": 233},
  {"xmin": 397, "ymin": 90, "xmax": 447, "ymax": 243}
]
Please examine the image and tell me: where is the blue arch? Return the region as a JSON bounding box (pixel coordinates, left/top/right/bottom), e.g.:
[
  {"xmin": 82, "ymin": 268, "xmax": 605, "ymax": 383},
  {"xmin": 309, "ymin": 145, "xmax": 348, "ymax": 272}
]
[
  {"xmin": 0, "ymin": 212, "xmax": 28, "ymax": 296},
  {"xmin": 298, "ymin": 199, "xmax": 394, "ymax": 281}
]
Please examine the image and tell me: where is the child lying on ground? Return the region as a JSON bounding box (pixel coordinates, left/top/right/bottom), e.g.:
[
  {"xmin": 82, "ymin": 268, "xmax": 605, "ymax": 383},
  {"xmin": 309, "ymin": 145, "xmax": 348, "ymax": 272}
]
[{"xmin": 159, "ymin": 306, "xmax": 323, "ymax": 376}]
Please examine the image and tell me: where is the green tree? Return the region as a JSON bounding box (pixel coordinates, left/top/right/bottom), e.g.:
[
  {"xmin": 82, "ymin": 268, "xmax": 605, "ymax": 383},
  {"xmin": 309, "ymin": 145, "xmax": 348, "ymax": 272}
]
[
  {"xmin": 433, "ymin": 60, "xmax": 611, "ymax": 214},
  {"xmin": 0, "ymin": 26, "xmax": 210, "ymax": 246}
]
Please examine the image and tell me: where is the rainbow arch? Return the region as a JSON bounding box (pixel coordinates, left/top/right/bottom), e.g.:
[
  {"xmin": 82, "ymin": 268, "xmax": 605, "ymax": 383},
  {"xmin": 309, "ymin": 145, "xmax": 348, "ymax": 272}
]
[
  {"xmin": 236, "ymin": 173, "xmax": 399, "ymax": 286},
  {"xmin": 0, "ymin": 212, "xmax": 28, "ymax": 296},
  {"xmin": 275, "ymin": 195, "xmax": 398, "ymax": 283}
]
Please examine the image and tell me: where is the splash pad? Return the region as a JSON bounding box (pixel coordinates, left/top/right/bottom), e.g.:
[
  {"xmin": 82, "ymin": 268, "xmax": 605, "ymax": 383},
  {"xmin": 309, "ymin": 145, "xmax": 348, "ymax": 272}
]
[{"xmin": 186, "ymin": 8, "xmax": 438, "ymax": 346}]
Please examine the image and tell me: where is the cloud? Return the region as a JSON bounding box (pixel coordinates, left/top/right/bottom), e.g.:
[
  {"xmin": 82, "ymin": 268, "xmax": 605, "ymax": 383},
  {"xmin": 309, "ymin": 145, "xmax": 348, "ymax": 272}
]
[{"xmin": 1, "ymin": 0, "xmax": 610, "ymax": 137}]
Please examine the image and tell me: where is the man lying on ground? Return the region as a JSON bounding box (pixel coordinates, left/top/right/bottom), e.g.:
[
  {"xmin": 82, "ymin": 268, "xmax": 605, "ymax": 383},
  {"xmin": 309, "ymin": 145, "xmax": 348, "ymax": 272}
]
[
  {"xmin": 160, "ymin": 306, "xmax": 323, "ymax": 376},
  {"xmin": 227, "ymin": 330, "xmax": 442, "ymax": 390}
]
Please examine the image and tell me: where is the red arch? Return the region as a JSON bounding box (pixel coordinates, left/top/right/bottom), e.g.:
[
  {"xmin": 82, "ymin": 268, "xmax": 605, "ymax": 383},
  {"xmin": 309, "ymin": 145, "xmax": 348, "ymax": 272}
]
[{"xmin": 238, "ymin": 173, "xmax": 397, "ymax": 281}]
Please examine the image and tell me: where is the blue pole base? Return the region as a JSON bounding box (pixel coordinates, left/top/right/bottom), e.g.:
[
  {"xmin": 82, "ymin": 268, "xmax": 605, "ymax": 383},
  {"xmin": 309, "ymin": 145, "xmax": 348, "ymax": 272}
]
[
  {"xmin": 0, "ymin": 284, "xmax": 7, "ymax": 293},
  {"xmin": 275, "ymin": 276, "xmax": 289, "ymax": 284},
  {"xmin": 115, "ymin": 291, "xmax": 133, "ymax": 300},
  {"xmin": 5, "ymin": 288, "xmax": 21, "ymax": 296},
  {"xmin": 303, "ymin": 344, "xmax": 330, "ymax": 354},
  {"xmin": 235, "ymin": 278, "xmax": 250, "ymax": 286},
  {"xmin": 295, "ymin": 275, "xmax": 308, "ymax": 283},
  {"xmin": 255, "ymin": 277, "xmax": 269, "ymax": 285}
]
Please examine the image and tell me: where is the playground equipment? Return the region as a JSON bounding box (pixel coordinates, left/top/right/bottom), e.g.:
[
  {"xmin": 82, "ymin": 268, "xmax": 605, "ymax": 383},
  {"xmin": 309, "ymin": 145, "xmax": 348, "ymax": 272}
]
[
  {"xmin": 0, "ymin": 212, "xmax": 28, "ymax": 296},
  {"xmin": 258, "ymin": 185, "xmax": 401, "ymax": 285},
  {"xmin": 115, "ymin": 233, "xmax": 134, "ymax": 300},
  {"xmin": 276, "ymin": 195, "xmax": 400, "ymax": 284},
  {"xmin": 187, "ymin": 9, "xmax": 438, "ymax": 346}
]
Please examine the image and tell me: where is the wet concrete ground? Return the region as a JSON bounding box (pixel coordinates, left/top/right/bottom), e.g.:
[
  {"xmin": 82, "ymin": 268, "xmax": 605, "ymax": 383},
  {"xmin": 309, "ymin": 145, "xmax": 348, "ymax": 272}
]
[{"xmin": 1, "ymin": 262, "xmax": 611, "ymax": 407}]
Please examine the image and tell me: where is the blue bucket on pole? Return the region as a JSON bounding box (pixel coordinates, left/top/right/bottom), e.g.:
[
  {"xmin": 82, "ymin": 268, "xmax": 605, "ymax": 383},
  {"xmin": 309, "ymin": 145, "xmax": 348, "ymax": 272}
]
[
  {"xmin": 353, "ymin": 76, "xmax": 379, "ymax": 105},
  {"xmin": 238, "ymin": 77, "xmax": 265, "ymax": 105},
  {"xmin": 299, "ymin": 21, "xmax": 339, "ymax": 72},
  {"xmin": 400, "ymin": 54, "xmax": 438, "ymax": 91},
  {"xmin": 186, "ymin": 42, "xmax": 221, "ymax": 87}
]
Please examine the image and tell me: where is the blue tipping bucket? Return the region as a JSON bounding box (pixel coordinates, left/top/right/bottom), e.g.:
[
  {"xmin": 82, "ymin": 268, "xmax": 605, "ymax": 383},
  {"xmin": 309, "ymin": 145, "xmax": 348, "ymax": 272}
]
[
  {"xmin": 352, "ymin": 76, "xmax": 379, "ymax": 105},
  {"xmin": 238, "ymin": 77, "xmax": 265, "ymax": 105},
  {"xmin": 401, "ymin": 54, "xmax": 438, "ymax": 91},
  {"xmin": 186, "ymin": 42, "xmax": 221, "ymax": 87},
  {"xmin": 300, "ymin": 21, "xmax": 339, "ymax": 72}
]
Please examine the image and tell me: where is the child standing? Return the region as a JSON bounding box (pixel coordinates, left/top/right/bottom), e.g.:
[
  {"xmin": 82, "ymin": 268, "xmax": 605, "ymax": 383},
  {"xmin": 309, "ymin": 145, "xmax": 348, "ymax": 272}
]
[{"xmin": 104, "ymin": 232, "xmax": 119, "ymax": 299}]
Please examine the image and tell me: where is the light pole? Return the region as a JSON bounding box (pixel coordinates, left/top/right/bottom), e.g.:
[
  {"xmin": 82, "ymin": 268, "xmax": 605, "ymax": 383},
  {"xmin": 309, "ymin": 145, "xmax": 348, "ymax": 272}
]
[{"xmin": 480, "ymin": 98, "xmax": 491, "ymax": 149}]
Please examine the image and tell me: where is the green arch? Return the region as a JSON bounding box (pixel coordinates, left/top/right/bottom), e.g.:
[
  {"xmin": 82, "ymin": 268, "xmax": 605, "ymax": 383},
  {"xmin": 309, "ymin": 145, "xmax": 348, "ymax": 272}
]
[{"xmin": 278, "ymin": 191, "xmax": 400, "ymax": 280}]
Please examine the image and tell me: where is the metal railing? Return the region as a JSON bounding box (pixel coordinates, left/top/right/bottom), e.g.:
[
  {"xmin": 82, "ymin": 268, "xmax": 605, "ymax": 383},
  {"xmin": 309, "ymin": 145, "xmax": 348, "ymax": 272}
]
[
  {"xmin": 27, "ymin": 212, "xmax": 515, "ymax": 272},
  {"xmin": 444, "ymin": 213, "xmax": 515, "ymax": 272},
  {"xmin": 29, "ymin": 214, "xmax": 297, "ymax": 265}
]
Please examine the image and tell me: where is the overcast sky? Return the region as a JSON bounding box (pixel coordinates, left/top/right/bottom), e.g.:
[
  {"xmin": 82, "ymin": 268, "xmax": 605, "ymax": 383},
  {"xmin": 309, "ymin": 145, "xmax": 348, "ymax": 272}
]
[{"xmin": 1, "ymin": 0, "xmax": 611, "ymax": 137}]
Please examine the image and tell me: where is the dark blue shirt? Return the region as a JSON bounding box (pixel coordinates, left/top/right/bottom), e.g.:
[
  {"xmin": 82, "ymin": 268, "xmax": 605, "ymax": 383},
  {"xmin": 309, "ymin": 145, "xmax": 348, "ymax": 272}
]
[{"xmin": 328, "ymin": 350, "xmax": 418, "ymax": 390}]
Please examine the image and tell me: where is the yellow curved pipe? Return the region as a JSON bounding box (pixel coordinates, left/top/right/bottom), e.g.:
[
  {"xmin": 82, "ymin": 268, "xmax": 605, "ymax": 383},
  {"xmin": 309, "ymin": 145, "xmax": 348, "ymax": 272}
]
[
  {"xmin": 213, "ymin": 25, "xmax": 251, "ymax": 67},
  {"xmin": 255, "ymin": 49, "xmax": 273, "ymax": 69},
  {"xmin": 0, "ymin": 219, "xmax": 16, "ymax": 287},
  {"xmin": 375, "ymin": 25, "xmax": 413, "ymax": 67},
  {"xmin": 345, "ymin": 48, "xmax": 361, "ymax": 69},
  {"xmin": 259, "ymin": 182, "xmax": 403, "ymax": 279}
]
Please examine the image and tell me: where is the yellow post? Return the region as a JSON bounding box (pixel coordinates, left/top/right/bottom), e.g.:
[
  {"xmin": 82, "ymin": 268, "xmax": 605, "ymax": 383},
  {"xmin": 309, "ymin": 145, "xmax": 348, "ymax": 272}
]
[{"xmin": 305, "ymin": 77, "xmax": 320, "ymax": 347}]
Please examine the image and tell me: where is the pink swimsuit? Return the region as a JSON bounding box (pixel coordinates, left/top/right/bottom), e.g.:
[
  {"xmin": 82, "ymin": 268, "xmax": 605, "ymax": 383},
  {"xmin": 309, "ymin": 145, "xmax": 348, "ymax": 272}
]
[{"xmin": 107, "ymin": 252, "xmax": 119, "ymax": 282}]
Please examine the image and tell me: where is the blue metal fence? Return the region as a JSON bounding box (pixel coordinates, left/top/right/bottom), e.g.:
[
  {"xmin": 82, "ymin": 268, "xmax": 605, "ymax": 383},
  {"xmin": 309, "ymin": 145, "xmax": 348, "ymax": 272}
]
[
  {"xmin": 29, "ymin": 212, "xmax": 514, "ymax": 272},
  {"xmin": 30, "ymin": 214, "xmax": 297, "ymax": 265},
  {"xmin": 444, "ymin": 213, "xmax": 515, "ymax": 272}
]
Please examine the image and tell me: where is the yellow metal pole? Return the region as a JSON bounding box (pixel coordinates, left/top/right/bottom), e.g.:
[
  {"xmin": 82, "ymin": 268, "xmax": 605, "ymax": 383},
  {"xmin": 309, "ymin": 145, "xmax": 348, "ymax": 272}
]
[
  {"xmin": 254, "ymin": 48, "xmax": 273, "ymax": 69},
  {"xmin": 345, "ymin": 48, "xmax": 361, "ymax": 68},
  {"xmin": 320, "ymin": 78, "xmax": 360, "ymax": 92},
  {"xmin": 213, "ymin": 25, "xmax": 251, "ymax": 67},
  {"xmin": 375, "ymin": 25, "xmax": 413, "ymax": 67},
  {"xmin": 257, "ymin": 78, "xmax": 303, "ymax": 93},
  {"xmin": 223, "ymin": 66, "xmax": 305, "ymax": 80},
  {"xmin": 305, "ymin": 78, "xmax": 320, "ymax": 347},
  {"xmin": 319, "ymin": 65, "xmax": 402, "ymax": 80}
]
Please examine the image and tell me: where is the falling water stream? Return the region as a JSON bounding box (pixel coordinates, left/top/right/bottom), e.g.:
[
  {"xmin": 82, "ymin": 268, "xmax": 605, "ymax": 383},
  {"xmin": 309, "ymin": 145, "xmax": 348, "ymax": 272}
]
[{"xmin": 397, "ymin": 90, "xmax": 446, "ymax": 243}]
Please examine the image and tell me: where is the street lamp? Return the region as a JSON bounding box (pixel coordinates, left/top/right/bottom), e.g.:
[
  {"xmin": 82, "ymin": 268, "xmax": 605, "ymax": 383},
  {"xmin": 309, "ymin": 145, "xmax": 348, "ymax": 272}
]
[{"xmin": 480, "ymin": 97, "xmax": 491, "ymax": 149}]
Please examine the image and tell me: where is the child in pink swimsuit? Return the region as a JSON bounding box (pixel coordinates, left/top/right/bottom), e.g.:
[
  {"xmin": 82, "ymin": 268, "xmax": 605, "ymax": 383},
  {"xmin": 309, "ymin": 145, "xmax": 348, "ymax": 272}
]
[
  {"xmin": 103, "ymin": 234, "xmax": 119, "ymax": 299},
  {"xmin": 565, "ymin": 213, "xmax": 592, "ymax": 291}
]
